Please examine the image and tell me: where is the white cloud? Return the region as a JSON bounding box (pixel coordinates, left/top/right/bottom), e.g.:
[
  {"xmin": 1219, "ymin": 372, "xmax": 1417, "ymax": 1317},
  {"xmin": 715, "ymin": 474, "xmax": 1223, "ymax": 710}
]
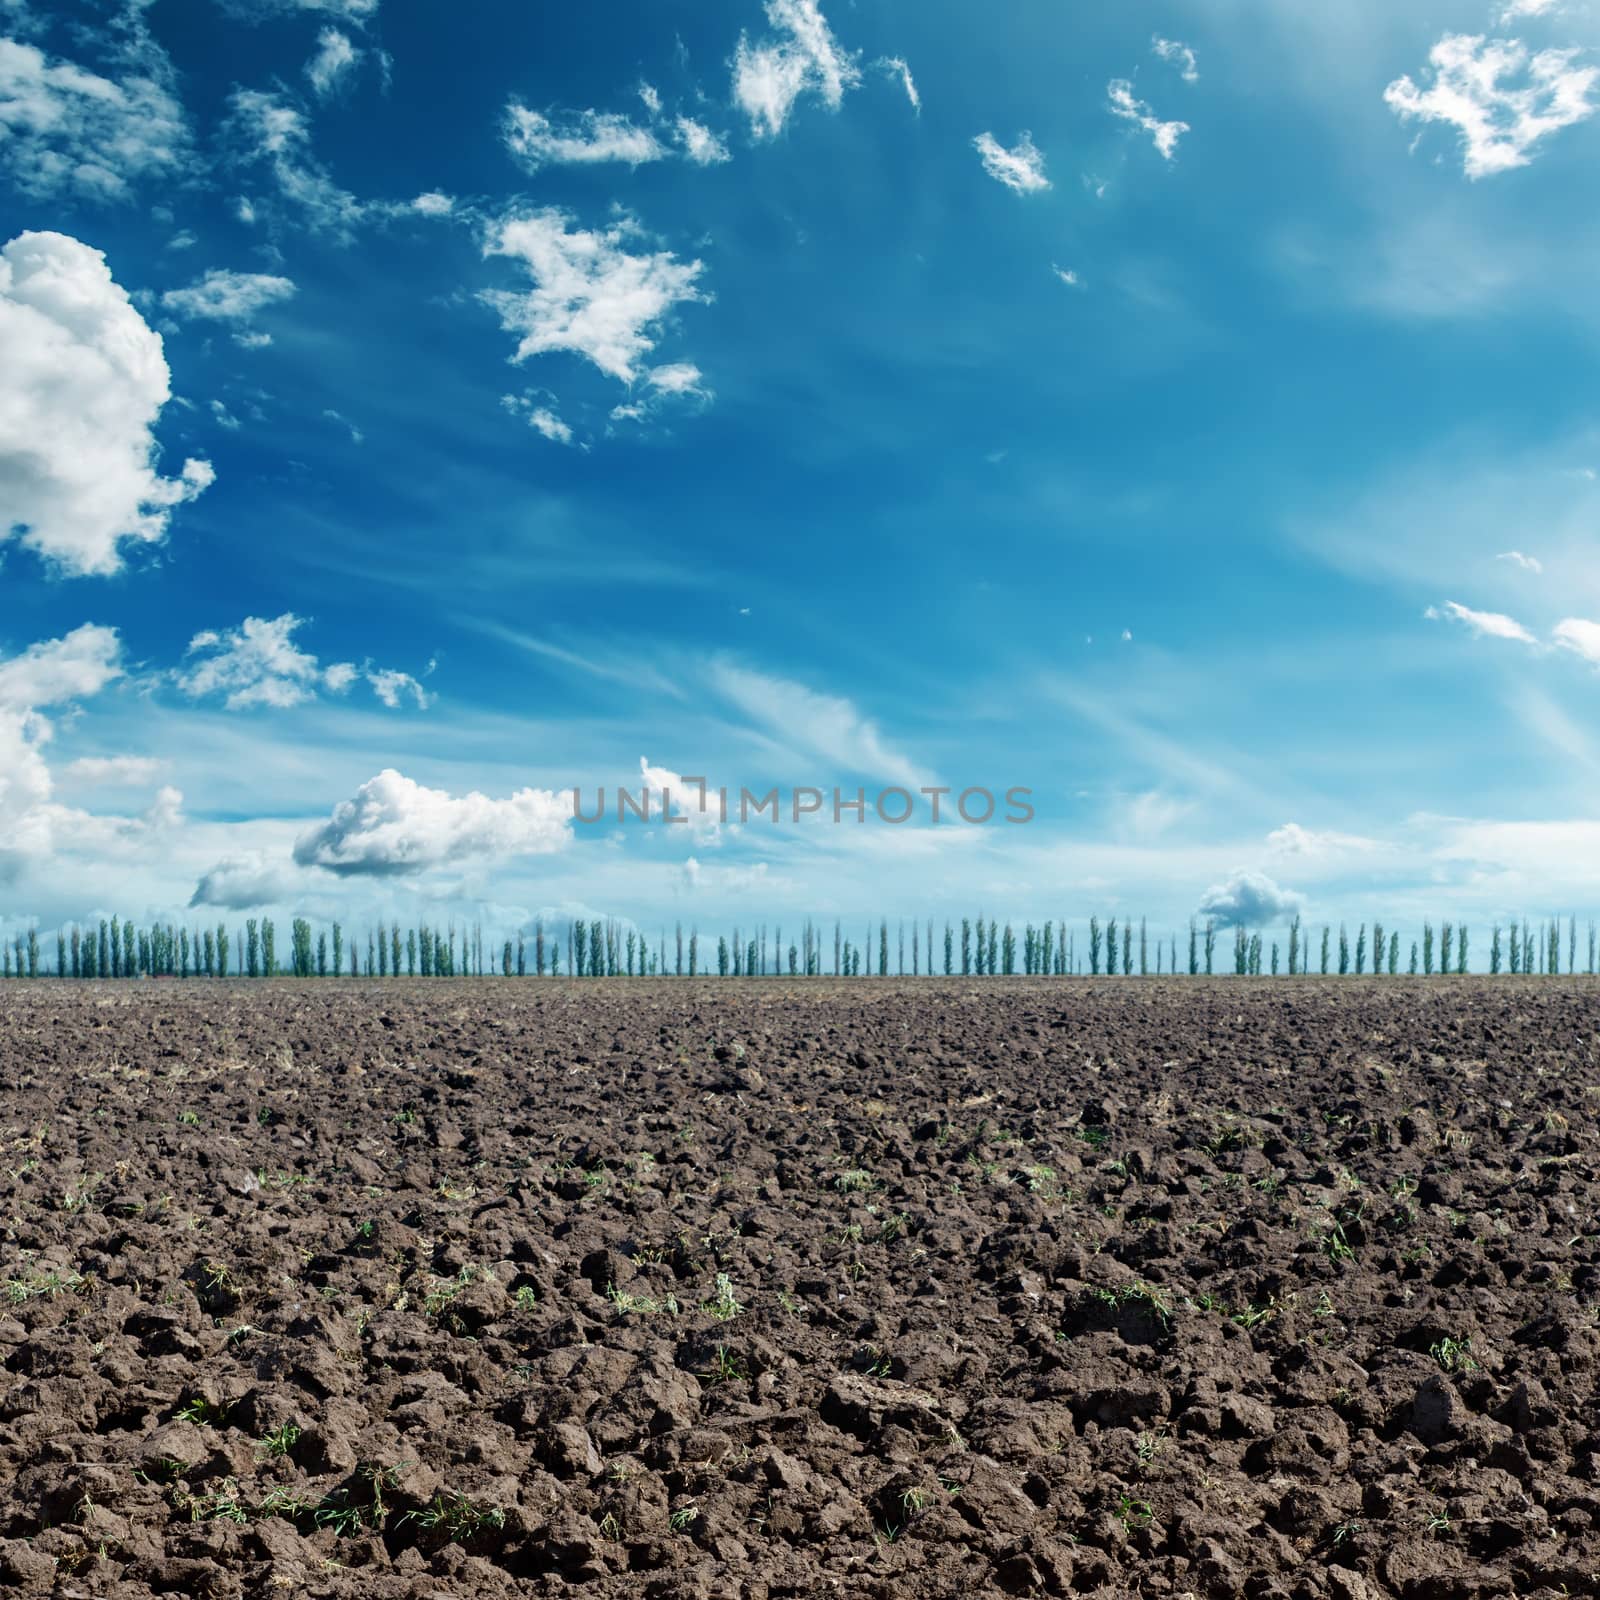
[
  {"xmin": 161, "ymin": 268, "xmax": 296, "ymax": 325},
  {"xmin": 481, "ymin": 208, "xmax": 707, "ymax": 385},
  {"xmin": 647, "ymin": 361, "xmax": 707, "ymax": 396},
  {"xmin": 1425, "ymin": 599, "xmax": 1537, "ymax": 643},
  {"xmin": 61, "ymin": 755, "xmax": 166, "ymax": 787},
  {"xmin": 293, "ymin": 768, "xmax": 572, "ymax": 874},
  {"xmin": 1196, "ymin": 869, "xmax": 1305, "ymax": 927},
  {"xmin": 0, "ymin": 624, "xmax": 146, "ymax": 864},
  {"xmin": 0, "ymin": 35, "xmax": 191, "ymax": 201},
  {"xmin": 1496, "ymin": 549, "xmax": 1543, "ymax": 572},
  {"xmin": 366, "ymin": 668, "xmax": 431, "ymax": 709},
  {"xmin": 306, "ymin": 27, "xmax": 360, "ymax": 97},
  {"xmin": 188, "ymin": 850, "xmax": 297, "ymax": 909},
  {"xmin": 224, "ymin": 88, "xmax": 365, "ymax": 237},
  {"xmin": 1052, "ymin": 264, "xmax": 1082, "ymax": 287},
  {"xmin": 708, "ymin": 662, "xmax": 933, "ymax": 789},
  {"xmin": 1152, "ymin": 36, "xmax": 1199, "ymax": 83},
  {"xmin": 322, "ymin": 408, "xmax": 363, "ymax": 444},
  {"xmin": 1266, "ymin": 822, "xmax": 1378, "ymax": 857},
  {"xmin": 503, "ymin": 103, "xmax": 665, "ymax": 169},
  {"xmin": 733, "ymin": 0, "xmax": 861, "ymax": 138},
  {"xmin": 640, "ymin": 756, "xmax": 722, "ymax": 842},
  {"xmin": 1498, "ymin": 0, "xmax": 1561, "ymax": 20},
  {"xmin": 973, "ymin": 131, "xmax": 1050, "ymax": 193},
  {"xmin": 676, "ymin": 117, "xmax": 731, "ymax": 165},
  {"xmin": 0, "ymin": 623, "xmax": 122, "ymax": 712},
  {"xmin": 0, "ymin": 231, "xmax": 213, "ymax": 576},
  {"xmin": 411, "ymin": 190, "xmax": 454, "ymax": 216},
  {"xmin": 502, "ymin": 394, "xmax": 575, "ymax": 445},
  {"xmin": 176, "ymin": 614, "xmax": 426, "ymax": 711},
  {"xmin": 877, "ymin": 56, "xmax": 919, "ymax": 112},
  {"xmin": 1384, "ymin": 34, "xmax": 1598, "ymax": 179},
  {"xmin": 1553, "ymin": 617, "xmax": 1600, "ymax": 664},
  {"xmin": 1108, "ymin": 80, "xmax": 1190, "ymax": 159}
]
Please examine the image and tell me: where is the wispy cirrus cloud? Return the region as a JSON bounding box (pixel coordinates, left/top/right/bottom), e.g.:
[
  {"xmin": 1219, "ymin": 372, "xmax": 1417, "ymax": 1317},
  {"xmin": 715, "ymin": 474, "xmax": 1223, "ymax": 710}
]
[
  {"xmin": 733, "ymin": 0, "xmax": 861, "ymax": 138},
  {"xmin": 1152, "ymin": 36, "xmax": 1198, "ymax": 83}
]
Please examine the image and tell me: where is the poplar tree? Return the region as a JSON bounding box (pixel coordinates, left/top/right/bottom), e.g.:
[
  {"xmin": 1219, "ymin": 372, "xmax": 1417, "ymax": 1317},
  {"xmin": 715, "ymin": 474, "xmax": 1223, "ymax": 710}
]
[
  {"xmin": 1288, "ymin": 917, "xmax": 1300, "ymax": 977},
  {"xmin": 962, "ymin": 918, "xmax": 973, "ymax": 976},
  {"xmin": 1490, "ymin": 925, "xmax": 1502, "ymax": 975},
  {"xmin": 944, "ymin": 922, "xmax": 953, "ymax": 976},
  {"xmin": 1355, "ymin": 924, "xmax": 1366, "ymax": 976},
  {"xmin": 1441, "ymin": 922, "xmax": 1453, "ymax": 975},
  {"xmin": 1372, "ymin": 922, "xmax": 1384, "ymax": 978},
  {"xmin": 1139, "ymin": 917, "xmax": 1148, "ymax": 976},
  {"xmin": 1338, "ymin": 924, "xmax": 1349, "ymax": 976},
  {"xmin": 246, "ymin": 919, "xmax": 260, "ymax": 979},
  {"xmin": 1388, "ymin": 932, "xmax": 1398, "ymax": 974},
  {"xmin": 1457, "ymin": 925, "xmax": 1468, "ymax": 974},
  {"xmin": 1205, "ymin": 920, "xmax": 1216, "ymax": 976},
  {"xmin": 1106, "ymin": 918, "xmax": 1119, "ymax": 976},
  {"xmin": 1423, "ymin": 923, "xmax": 1434, "ymax": 976},
  {"xmin": 1188, "ymin": 920, "xmax": 1198, "ymax": 976},
  {"xmin": 1090, "ymin": 917, "xmax": 1103, "ymax": 976},
  {"xmin": 1320, "ymin": 926, "xmax": 1330, "ymax": 976}
]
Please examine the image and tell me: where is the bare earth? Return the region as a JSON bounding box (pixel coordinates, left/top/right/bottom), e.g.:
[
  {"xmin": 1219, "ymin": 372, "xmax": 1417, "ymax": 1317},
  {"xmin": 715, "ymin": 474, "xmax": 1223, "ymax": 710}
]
[{"xmin": 0, "ymin": 978, "xmax": 1597, "ymax": 1600}]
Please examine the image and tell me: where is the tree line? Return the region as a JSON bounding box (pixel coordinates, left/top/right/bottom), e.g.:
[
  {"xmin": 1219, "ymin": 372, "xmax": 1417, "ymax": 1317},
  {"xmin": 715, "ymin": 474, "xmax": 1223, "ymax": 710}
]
[{"xmin": 1, "ymin": 912, "xmax": 1596, "ymax": 978}]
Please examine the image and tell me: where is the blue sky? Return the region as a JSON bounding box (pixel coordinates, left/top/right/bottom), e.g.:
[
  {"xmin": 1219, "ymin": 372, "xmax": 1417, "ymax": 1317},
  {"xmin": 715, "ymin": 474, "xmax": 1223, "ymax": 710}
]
[{"xmin": 4, "ymin": 0, "xmax": 1600, "ymax": 955}]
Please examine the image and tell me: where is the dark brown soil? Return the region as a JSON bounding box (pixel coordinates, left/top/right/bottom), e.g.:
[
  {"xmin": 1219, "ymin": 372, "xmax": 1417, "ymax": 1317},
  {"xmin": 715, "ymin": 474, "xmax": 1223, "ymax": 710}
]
[{"xmin": 0, "ymin": 978, "xmax": 1597, "ymax": 1600}]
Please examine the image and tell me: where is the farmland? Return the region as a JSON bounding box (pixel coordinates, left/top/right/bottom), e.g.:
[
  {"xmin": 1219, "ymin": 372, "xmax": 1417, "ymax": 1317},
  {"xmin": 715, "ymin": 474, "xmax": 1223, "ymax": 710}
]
[{"xmin": 0, "ymin": 978, "xmax": 1596, "ymax": 1599}]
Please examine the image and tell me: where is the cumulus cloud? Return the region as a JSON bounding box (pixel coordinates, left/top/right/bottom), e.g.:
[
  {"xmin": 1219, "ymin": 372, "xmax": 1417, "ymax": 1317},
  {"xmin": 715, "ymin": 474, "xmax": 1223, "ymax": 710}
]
[
  {"xmin": 877, "ymin": 56, "xmax": 919, "ymax": 112},
  {"xmin": 1425, "ymin": 599, "xmax": 1537, "ymax": 642},
  {"xmin": 1384, "ymin": 34, "xmax": 1598, "ymax": 179},
  {"xmin": 973, "ymin": 131, "xmax": 1050, "ymax": 193},
  {"xmin": 293, "ymin": 768, "xmax": 572, "ymax": 874},
  {"xmin": 176, "ymin": 614, "xmax": 429, "ymax": 710},
  {"xmin": 0, "ymin": 623, "xmax": 122, "ymax": 712},
  {"xmin": 0, "ymin": 624, "xmax": 149, "ymax": 864},
  {"xmin": 224, "ymin": 88, "xmax": 365, "ymax": 237},
  {"xmin": 733, "ymin": 0, "xmax": 861, "ymax": 138},
  {"xmin": 188, "ymin": 851, "xmax": 296, "ymax": 909},
  {"xmin": 0, "ymin": 231, "xmax": 213, "ymax": 576},
  {"xmin": 708, "ymin": 662, "xmax": 932, "ymax": 789},
  {"xmin": 1152, "ymin": 36, "xmax": 1198, "ymax": 83},
  {"xmin": 1108, "ymin": 80, "xmax": 1190, "ymax": 159},
  {"xmin": 481, "ymin": 208, "xmax": 708, "ymax": 386},
  {"xmin": 305, "ymin": 27, "xmax": 360, "ymax": 97},
  {"xmin": 1496, "ymin": 549, "xmax": 1543, "ymax": 572},
  {"xmin": 0, "ymin": 34, "xmax": 191, "ymax": 201},
  {"xmin": 1196, "ymin": 870, "xmax": 1305, "ymax": 928},
  {"xmin": 640, "ymin": 756, "xmax": 722, "ymax": 842},
  {"xmin": 411, "ymin": 190, "xmax": 454, "ymax": 216},
  {"xmin": 503, "ymin": 104, "xmax": 665, "ymax": 169}
]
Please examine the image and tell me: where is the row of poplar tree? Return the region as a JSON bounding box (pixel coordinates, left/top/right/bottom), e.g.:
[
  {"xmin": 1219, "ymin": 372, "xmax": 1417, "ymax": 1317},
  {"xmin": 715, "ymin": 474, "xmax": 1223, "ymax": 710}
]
[{"xmin": 0, "ymin": 912, "xmax": 1594, "ymax": 978}]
